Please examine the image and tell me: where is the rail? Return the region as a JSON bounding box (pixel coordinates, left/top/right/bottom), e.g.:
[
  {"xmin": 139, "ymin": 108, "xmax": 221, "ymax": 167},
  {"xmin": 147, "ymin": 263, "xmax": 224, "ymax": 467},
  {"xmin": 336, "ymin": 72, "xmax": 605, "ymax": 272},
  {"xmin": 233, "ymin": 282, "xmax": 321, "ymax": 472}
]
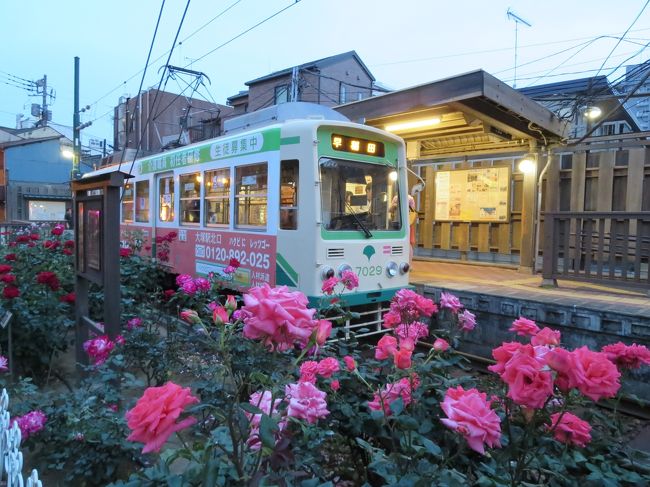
[
  {"xmin": 0, "ymin": 389, "xmax": 43, "ymax": 486},
  {"xmin": 542, "ymin": 211, "xmax": 650, "ymax": 290}
]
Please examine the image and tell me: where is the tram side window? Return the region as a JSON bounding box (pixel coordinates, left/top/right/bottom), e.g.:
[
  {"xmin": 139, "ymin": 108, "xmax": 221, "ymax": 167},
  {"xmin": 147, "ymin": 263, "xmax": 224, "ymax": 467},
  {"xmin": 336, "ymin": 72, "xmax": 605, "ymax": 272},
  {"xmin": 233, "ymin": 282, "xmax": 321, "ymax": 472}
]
[
  {"xmin": 180, "ymin": 173, "xmax": 201, "ymax": 225},
  {"xmin": 205, "ymin": 168, "xmax": 230, "ymax": 226},
  {"xmin": 158, "ymin": 175, "xmax": 175, "ymax": 223},
  {"xmin": 135, "ymin": 180, "xmax": 150, "ymax": 222},
  {"xmin": 280, "ymin": 160, "xmax": 298, "ymax": 230},
  {"xmin": 235, "ymin": 163, "xmax": 267, "ymax": 229},
  {"xmin": 121, "ymin": 183, "xmax": 134, "ymax": 223}
]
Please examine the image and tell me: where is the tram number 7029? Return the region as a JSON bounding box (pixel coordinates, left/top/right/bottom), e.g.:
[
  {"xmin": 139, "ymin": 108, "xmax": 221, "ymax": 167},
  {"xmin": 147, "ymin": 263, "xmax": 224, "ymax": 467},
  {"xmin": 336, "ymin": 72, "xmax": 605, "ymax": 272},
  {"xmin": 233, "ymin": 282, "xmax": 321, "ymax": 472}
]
[{"xmin": 355, "ymin": 265, "xmax": 384, "ymax": 277}]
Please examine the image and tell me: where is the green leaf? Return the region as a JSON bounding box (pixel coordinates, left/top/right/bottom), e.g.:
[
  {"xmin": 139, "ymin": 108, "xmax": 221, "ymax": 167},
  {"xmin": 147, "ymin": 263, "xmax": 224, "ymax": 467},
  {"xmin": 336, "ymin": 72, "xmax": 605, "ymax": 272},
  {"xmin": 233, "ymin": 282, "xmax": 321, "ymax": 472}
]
[
  {"xmin": 420, "ymin": 436, "xmax": 442, "ymax": 457},
  {"xmin": 390, "ymin": 397, "xmax": 405, "ymax": 416},
  {"xmin": 239, "ymin": 402, "xmax": 264, "ymax": 415},
  {"xmin": 259, "ymin": 414, "xmax": 279, "ymax": 449}
]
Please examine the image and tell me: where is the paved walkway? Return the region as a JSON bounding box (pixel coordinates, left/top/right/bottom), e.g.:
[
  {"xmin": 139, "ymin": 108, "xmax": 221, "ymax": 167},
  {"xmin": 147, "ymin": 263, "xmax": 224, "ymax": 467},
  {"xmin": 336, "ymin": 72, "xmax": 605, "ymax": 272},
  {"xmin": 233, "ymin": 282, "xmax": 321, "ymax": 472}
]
[{"xmin": 409, "ymin": 258, "xmax": 650, "ymax": 316}]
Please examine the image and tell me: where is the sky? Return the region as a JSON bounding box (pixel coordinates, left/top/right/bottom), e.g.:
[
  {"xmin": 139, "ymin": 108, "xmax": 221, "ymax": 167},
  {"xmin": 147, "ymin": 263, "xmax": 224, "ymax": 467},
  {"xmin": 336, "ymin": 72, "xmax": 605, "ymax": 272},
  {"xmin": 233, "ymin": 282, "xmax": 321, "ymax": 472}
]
[{"xmin": 2, "ymin": 0, "xmax": 650, "ymax": 151}]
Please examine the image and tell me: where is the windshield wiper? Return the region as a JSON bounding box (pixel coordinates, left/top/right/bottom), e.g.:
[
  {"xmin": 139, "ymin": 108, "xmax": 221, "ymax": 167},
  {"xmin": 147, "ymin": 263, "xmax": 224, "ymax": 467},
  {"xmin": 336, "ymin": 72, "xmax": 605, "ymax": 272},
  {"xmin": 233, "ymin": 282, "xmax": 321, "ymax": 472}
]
[{"xmin": 345, "ymin": 202, "xmax": 373, "ymax": 239}]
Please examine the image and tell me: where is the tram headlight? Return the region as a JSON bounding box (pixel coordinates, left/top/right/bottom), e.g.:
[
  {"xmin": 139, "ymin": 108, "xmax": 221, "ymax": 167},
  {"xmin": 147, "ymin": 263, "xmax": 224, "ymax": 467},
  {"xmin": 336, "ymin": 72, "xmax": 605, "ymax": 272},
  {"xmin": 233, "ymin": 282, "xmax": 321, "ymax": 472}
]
[
  {"xmin": 337, "ymin": 264, "xmax": 353, "ymax": 277},
  {"xmin": 386, "ymin": 261, "xmax": 398, "ymax": 277},
  {"xmin": 320, "ymin": 266, "xmax": 335, "ymax": 280},
  {"xmin": 399, "ymin": 262, "xmax": 410, "ymax": 274}
]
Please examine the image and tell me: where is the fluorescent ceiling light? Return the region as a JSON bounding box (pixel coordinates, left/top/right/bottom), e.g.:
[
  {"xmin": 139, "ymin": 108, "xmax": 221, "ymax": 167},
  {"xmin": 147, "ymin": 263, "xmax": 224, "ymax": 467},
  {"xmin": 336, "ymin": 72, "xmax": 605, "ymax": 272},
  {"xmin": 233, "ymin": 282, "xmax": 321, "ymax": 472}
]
[{"xmin": 385, "ymin": 117, "xmax": 441, "ymax": 132}]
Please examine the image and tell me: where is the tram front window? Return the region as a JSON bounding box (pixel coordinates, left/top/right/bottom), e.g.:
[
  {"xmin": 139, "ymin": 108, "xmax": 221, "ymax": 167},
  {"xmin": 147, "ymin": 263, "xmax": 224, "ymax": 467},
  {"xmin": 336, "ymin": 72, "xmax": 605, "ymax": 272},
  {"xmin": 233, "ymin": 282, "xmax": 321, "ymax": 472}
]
[{"xmin": 319, "ymin": 157, "xmax": 401, "ymax": 232}]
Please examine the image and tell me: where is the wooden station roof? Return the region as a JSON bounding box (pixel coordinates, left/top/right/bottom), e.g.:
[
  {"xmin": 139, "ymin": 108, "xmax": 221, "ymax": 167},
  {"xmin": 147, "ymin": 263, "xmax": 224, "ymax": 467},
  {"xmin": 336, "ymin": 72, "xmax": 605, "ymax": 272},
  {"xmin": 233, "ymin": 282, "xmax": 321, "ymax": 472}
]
[{"xmin": 335, "ymin": 70, "xmax": 565, "ymax": 159}]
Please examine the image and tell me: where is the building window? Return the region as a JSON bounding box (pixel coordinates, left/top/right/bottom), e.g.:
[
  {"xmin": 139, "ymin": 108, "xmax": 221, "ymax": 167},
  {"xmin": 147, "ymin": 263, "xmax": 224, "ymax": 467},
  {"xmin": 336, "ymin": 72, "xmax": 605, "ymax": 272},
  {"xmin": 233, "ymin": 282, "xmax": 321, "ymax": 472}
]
[
  {"xmin": 275, "ymin": 85, "xmax": 289, "ymax": 105},
  {"xmin": 180, "ymin": 173, "xmax": 201, "ymax": 225},
  {"xmin": 205, "ymin": 168, "xmax": 230, "ymax": 226},
  {"xmin": 135, "ymin": 180, "xmax": 150, "ymax": 222},
  {"xmin": 280, "ymin": 160, "xmax": 298, "ymax": 230},
  {"xmin": 235, "ymin": 163, "xmax": 267, "ymax": 228},
  {"xmin": 122, "ymin": 183, "xmax": 134, "ymax": 222},
  {"xmin": 158, "ymin": 174, "xmax": 175, "ymax": 223},
  {"xmin": 339, "ymin": 83, "xmax": 347, "ymax": 104}
]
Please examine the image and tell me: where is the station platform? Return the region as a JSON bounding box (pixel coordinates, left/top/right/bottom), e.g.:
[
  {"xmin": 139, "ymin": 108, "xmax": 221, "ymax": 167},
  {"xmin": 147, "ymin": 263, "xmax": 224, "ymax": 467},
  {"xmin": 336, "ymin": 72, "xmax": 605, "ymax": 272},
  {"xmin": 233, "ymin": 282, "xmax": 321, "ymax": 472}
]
[{"xmin": 409, "ymin": 258, "xmax": 650, "ymax": 317}]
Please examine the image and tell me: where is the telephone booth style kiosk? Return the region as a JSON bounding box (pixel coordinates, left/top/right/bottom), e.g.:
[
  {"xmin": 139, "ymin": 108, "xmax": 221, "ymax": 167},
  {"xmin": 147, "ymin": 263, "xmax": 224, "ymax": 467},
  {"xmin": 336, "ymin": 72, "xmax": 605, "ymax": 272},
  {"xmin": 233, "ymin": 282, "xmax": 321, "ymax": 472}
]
[{"xmin": 72, "ymin": 171, "xmax": 129, "ymax": 367}]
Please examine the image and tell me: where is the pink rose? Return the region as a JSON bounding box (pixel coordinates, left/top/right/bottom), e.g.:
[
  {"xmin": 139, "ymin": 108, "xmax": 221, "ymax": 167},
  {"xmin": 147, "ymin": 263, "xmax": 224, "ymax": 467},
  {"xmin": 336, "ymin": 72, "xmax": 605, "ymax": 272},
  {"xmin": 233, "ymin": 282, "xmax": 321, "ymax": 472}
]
[
  {"xmin": 317, "ymin": 357, "xmax": 340, "ymax": 378},
  {"xmin": 548, "ymin": 412, "xmax": 591, "ymax": 447},
  {"xmin": 458, "ymin": 310, "xmax": 476, "ymax": 332},
  {"xmin": 343, "ymin": 355, "xmax": 356, "ymax": 371},
  {"xmin": 83, "ymin": 335, "xmax": 115, "ymax": 365},
  {"xmin": 330, "ymin": 380, "xmax": 340, "ymax": 391},
  {"xmin": 224, "ymin": 295, "xmax": 237, "ymax": 312},
  {"xmin": 382, "ymin": 310, "xmax": 402, "ymax": 329},
  {"xmin": 433, "ymin": 338, "xmax": 449, "ymax": 352},
  {"xmin": 368, "ymin": 374, "xmax": 420, "ymax": 416},
  {"xmin": 500, "ymin": 345, "xmax": 554, "ymax": 409},
  {"xmin": 212, "ymin": 306, "xmax": 229, "ymax": 326},
  {"xmin": 126, "ymin": 382, "xmax": 199, "ymax": 454},
  {"xmin": 181, "ymin": 279, "xmax": 198, "ymax": 295},
  {"xmin": 321, "ymin": 276, "xmax": 339, "ymax": 295},
  {"xmin": 440, "ymin": 386, "xmax": 501, "ymax": 455},
  {"xmin": 392, "ymin": 289, "xmax": 437, "ymax": 318},
  {"xmin": 51, "ymin": 224, "xmax": 65, "ymax": 236},
  {"xmin": 176, "ymin": 274, "xmax": 193, "ymax": 286},
  {"xmin": 546, "ymin": 347, "xmax": 586, "ymax": 392},
  {"xmin": 299, "ymin": 361, "xmax": 319, "ymax": 383},
  {"xmin": 285, "ymin": 382, "xmax": 329, "ymax": 424},
  {"xmin": 375, "ymin": 335, "xmax": 398, "ymax": 360},
  {"xmin": 126, "ymin": 317, "xmax": 143, "ymax": 330},
  {"xmin": 573, "ymin": 346, "xmax": 621, "ymax": 401},
  {"xmin": 180, "ymin": 309, "xmax": 201, "ymax": 325},
  {"xmin": 246, "ymin": 390, "xmax": 285, "ymax": 450},
  {"xmin": 440, "ymin": 292, "xmax": 463, "ymax": 314},
  {"xmin": 194, "ymin": 277, "xmax": 211, "ymax": 292},
  {"xmin": 396, "ymin": 321, "xmax": 429, "ymax": 341},
  {"xmin": 393, "ymin": 348, "xmax": 413, "ymax": 369},
  {"xmin": 531, "ymin": 327, "xmax": 561, "ymax": 347},
  {"xmin": 314, "ymin": 319, "xmax": 332, "ymax": 346},
  {"xmin": 602, "ymin": 342, "xmax": 650, "ymax": 370},
  {"xmin": 488, "ymin": 342, "xmax": 524, "ymax": 377},
  {"xmin": 0, "ymin": 355, "xmax": 8, "ymax": 372},
  {"xmin": 241, "ymin": 284, "xmax": 318, "ymax": 351},
  {"xmin": 509, "ymin": 317, "xmax": 540, "ymax": 337},
  {"xmin": 340, "ymin": 270, "xmax": 359, "ymax": 290},
  {"xmin": 13, "ymin": 410, "xmax": 47, "ymax": 440}
]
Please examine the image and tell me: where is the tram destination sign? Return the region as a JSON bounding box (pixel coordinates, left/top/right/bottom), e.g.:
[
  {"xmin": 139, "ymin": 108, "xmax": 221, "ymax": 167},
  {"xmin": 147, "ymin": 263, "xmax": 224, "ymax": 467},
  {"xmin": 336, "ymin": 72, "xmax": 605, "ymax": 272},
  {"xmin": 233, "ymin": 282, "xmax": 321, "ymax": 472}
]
[{"xmin": 331, "ymin": 134, "xmax": 385, "ymax": 157}]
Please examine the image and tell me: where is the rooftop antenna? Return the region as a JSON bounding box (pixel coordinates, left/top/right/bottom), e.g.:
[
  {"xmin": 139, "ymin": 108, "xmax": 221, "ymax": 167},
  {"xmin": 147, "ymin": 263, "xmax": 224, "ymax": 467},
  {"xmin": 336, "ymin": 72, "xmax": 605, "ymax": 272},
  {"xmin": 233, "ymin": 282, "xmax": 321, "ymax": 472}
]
[{"xmin": 507, "ymin": 7, "xmax": 532, "ymax": 88}]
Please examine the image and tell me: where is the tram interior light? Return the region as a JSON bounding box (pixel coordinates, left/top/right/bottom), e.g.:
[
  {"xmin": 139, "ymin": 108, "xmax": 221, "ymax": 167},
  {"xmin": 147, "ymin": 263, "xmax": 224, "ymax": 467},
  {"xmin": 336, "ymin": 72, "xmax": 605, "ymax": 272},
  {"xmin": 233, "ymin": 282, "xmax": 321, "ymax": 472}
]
[{"xmin": 385, "ymin": 117, "xmax": 441, "ymax": 133}]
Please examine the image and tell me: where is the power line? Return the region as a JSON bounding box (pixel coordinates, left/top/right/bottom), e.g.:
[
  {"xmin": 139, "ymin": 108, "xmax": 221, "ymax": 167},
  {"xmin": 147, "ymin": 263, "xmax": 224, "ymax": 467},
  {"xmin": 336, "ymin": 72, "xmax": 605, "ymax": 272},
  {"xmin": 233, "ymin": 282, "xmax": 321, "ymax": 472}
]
[
  {"xmin": 122, "ymin": 0, "xmax": 192, "ymax": 180},
  {"xmin": 87, "ymin": 0, "xmax": 245, "ymax": 110},
  {"xmin": 185, "ymin": 0, "xmax": 302, "ymax": 68}
]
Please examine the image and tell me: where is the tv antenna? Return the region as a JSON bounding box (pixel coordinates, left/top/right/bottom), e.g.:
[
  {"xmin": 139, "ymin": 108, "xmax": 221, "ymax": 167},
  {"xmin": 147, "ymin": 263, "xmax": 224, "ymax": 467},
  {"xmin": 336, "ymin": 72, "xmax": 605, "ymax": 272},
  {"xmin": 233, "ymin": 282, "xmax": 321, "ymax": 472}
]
[{"xmin": 507, "ymin": 8, "xmax": 532, "ymax": 88}]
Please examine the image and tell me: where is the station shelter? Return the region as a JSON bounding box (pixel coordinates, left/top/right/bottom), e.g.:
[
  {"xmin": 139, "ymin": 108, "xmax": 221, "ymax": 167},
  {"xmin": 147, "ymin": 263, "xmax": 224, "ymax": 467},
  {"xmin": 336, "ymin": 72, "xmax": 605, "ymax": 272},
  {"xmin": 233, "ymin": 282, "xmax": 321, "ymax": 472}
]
[{"xmin": 336, "ymin": 70, "xmax": 565, "ymax": 273}]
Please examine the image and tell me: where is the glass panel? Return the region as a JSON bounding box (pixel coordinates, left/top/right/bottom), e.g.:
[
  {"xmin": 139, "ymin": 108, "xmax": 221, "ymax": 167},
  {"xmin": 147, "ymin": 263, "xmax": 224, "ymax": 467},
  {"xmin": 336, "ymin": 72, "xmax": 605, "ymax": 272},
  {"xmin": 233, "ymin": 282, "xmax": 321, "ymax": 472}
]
[
  {"xmin": 135, "ymin": 180, "xmax": 150, "ymax": 222},
  {"xmin": 180, "ymin": 173, "xmax": 201, "ymax": 225},
  {"xmin": 121, "ymin": 183, "xmax": 134, "ymax": 222},
  {"xmin": 319, "ymin": 157, "xmax": 401, "ymax": 232},
  {"xmin": 205, "ymin": 168, "xmax": 230, "ymax": 226},
  {"xmin": 235, "ymin": 163, "xmax": 267, "ymax": 228},
  {"xmin": 280, "ymin": 160, "xmax": 298, "ymax": 230},
  {"xmin": 158, "ymin": 175, "xmax": 175, "ymax": 223}
]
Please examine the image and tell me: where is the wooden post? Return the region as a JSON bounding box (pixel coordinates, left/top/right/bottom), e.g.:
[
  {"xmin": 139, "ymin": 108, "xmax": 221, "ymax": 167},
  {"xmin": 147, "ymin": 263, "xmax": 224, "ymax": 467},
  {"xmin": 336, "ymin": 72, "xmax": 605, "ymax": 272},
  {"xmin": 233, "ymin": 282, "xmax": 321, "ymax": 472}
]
[
  {"xmin": 541, "ymin": 152, "xmax": 560, "ymax": 286},
  {"xmin": 518, "ymin": 154, "xmax": 537, "ymax": 273}
]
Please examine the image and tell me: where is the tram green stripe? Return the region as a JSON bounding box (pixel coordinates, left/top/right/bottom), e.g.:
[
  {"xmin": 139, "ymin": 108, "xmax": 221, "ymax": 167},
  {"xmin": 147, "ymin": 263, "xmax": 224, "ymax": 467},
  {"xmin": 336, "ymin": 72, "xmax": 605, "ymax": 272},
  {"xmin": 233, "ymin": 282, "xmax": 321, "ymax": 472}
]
[
  {"xmin": 280, "ymin": 136, "xmax": 300, "ymax": 145},
  {"xmin": 276, "ymin": 265, "xmax": 296, "ymax": 287},
  {"xmin": 276, "ymin": 253, "xmax": 299, "ymax": 282}
]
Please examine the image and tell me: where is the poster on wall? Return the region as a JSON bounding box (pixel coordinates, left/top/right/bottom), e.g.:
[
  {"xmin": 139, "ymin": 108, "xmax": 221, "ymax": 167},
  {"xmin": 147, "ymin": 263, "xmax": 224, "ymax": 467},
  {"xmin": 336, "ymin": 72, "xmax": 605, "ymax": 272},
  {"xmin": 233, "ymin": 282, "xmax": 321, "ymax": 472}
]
[
  {"xmin": 28, "ymin": 200, "xmax": 66, "ymax": 221},
  {"xmin": 434, "ymin": 167, "xmax": 510, "ymax": 222}
]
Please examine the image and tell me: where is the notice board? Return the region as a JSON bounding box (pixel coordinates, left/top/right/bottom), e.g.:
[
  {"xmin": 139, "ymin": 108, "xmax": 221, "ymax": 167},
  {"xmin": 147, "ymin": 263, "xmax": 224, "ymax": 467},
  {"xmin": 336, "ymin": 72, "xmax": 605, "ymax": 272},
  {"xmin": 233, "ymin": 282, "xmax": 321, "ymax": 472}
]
[{"xmin": 434, "ymin": 166, "xmax": 510, "ymax": 222}]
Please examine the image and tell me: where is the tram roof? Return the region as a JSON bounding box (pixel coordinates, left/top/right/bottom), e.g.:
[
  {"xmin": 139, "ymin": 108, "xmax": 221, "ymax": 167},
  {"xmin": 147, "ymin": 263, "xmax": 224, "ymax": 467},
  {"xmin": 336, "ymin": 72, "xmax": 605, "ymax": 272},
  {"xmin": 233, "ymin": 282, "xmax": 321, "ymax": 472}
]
[{"xmin": 334, "ymin": 70, "xmax": 565, "ymax": 158}]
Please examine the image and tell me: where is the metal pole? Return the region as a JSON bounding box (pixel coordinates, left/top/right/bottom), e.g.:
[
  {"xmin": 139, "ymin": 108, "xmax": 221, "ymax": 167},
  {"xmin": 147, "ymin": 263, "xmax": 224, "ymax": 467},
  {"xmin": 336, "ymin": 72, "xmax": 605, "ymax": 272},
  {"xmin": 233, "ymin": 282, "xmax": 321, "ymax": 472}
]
[
  {"xmin": 42, "ymin": 75, "xmax": 48, "ymax": 125},
  {"xmin": 72, "ymin": 57, "xmax": 81, "ymax": 179}
]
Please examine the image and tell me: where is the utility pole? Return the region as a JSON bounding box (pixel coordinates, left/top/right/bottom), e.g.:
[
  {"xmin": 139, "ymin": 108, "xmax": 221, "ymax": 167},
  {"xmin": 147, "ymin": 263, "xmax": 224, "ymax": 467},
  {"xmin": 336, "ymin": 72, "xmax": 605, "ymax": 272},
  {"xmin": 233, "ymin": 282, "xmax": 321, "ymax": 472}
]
[
  {"xmin": 290, "ymin": 67, "xmax": 299, "ymax": 102},
  {"xmin": 34, "ymin": 74, "xmax": 52, "ymax": 126},
  {"xmin": 73, "ymin": 57, "xmax": 81, "ymax": 179},
  {"xmin": 507, "ymin": 8, "xmax": 532, "ymax": 89}
]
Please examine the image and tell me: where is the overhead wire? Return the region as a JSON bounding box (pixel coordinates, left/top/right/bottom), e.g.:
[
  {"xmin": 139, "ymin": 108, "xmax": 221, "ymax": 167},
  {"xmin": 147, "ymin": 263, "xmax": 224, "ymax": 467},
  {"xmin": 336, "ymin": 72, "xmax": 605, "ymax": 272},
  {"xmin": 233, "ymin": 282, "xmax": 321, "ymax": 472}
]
[
  {"xmin": 122, "ymin": 0, "xmax": 192, "ymax": 181},
  {"xmin": 87, "ymin": 0, "xmax": 246, "ymax": 110},
  {"xmin": 117, "ymin": 0, "xmax": 167, "ymax": 168},
  {"xmin": 184, "ymin": 0, "xmax": 303, "ymax": 68}
]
